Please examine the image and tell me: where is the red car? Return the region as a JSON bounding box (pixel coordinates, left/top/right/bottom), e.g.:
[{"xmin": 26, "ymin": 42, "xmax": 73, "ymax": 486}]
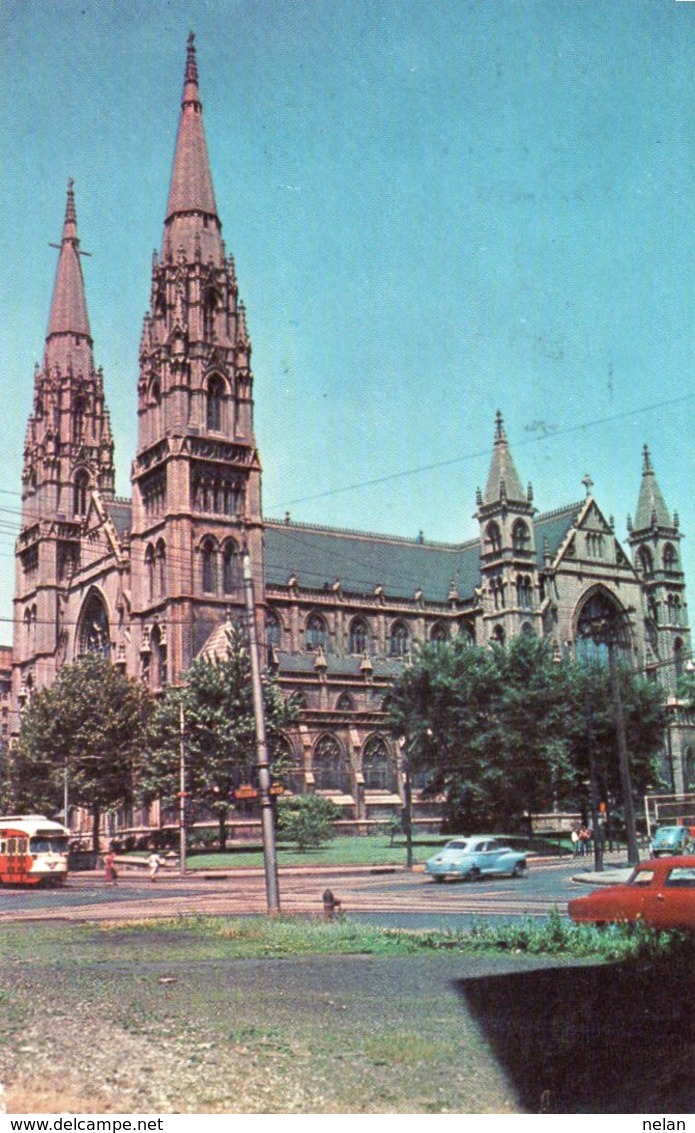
[{"xmin": 568, "ymin": 855, "xmax": 695, "ymax": 931}]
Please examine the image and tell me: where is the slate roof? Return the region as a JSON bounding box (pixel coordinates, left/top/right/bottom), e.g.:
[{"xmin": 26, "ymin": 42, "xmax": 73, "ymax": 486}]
[
  {"xmin": 264, "ymin": 503, "xmax": 583, "ymax": 605},
  {"xmin": 534, "ymin": 503, "xmax": 582, "ymax": 566},
  {"xmin": 264, "ymin": 521, "xmax": 480, "ymax": 604},
  {"xmin": 107, "ymin": 499, "xmax": 133, "ymax": 542}
]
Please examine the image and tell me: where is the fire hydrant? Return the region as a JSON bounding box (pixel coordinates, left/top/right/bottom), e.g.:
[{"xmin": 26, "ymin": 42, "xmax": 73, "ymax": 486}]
[{"xmin": 322, "ymin": 888, "xmax": 342, "ymax": 921}]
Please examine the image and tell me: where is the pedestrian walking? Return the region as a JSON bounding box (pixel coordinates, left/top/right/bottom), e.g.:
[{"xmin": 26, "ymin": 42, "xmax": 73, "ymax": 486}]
[
  {"xmin": 104, "ymin": 849, "xmax": 118, "ymax": 886},
  {"xmin": 571, "ymin": 827, "xmax": 581, "ymax": 857},
  {"xmin": 581, "ymin": 827, "xmax": 592, "ymax": 856},
  {"xmin": 148, "ymin": 852, "xmax": 163, "ymax": 882}
]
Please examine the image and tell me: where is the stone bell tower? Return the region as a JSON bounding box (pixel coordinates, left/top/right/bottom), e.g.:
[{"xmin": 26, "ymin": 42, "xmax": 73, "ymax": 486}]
[
  {"xmin": 130, "ymin": 35, "xmax": 264, "ymax": 688},
  {"xmin": 13, "ymin": 181, "xmax": 115, "ymax": 698}
]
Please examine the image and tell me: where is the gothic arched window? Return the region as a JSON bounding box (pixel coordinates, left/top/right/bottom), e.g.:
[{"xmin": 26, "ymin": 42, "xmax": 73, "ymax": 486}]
[
  {"xmin": 145, "ymin": 544, "xmax": 155, "ymax": 602},
  {"xmin": 155, "ymin": 540, "xmax": 166, "ymax": 597},
  {"xmin": 430, "ymin": 622, "xmax": 449, "ymax": 647},
  {"xmin": 150, "ymin": 623, "xmax": 167, "ymax": 690},
  {"xmin": 348, "ymin": 618, "xmax": 368, "ymax": 655},
  {"xmin": 491, "ymin": 624, "xmax": 505, "ymax": 645},
  {"xmin": 73, "ymin": 397, "xmax": 86, "ymax": 444},
  {"xmin": 674, "ymin": 638, "xmax": 684, "ymax": 680},
  {"xmin": 77, "ymin": 591, "xmax": 110, "ymax": 658},
  {"xmin": 313, "ymin": 734, "xmax": 350, "ymax": 793},
  {"xmin": 222, "ymin": 539, "xmax": 242, "ymax": 596},
  {"xmin": 337, "ymin": 692, "xmax": 355, "ymax": 711},
  {"xmin": 512, "ymin": 520, "xmax": 530, "ymax": 553},
  {"xmin": 663, "ymin": 544, "xmax": 678, "ymax": 572},
  {"xmin": 575, "ymin": 590, "xmax": 631, "ymax": 666},
  {"xmin": 306, "ymin": 613, "xmax": 327, "ymax": 652},
  {"xmin": 363, "ymin": 736, "xmax": 396, "ymax": 792},
  {"xmin": 265, "ymin": 610, "xmax": 281, "ymax": 648},
  {"xmin": 486, "ymin": 522, "xmax": 502, "ymax": 555},
  {"xmin": 206, "ymin": 375, "xmax": 225, "ymax": 433},
  {"xmin": 389, "ymin": 621, "xmax": 409, "ymax": 657},
  {"xmin": 637, "ymin": 545, "xmax": 653, "ymax": 577},
  {"xmin": 73, "ymin": 470, "xmax": 89, "ymax": 517},
  {"xmin": 516, "ymin": 574, "xmax": 533, "ymax": 609},
  {"xmin": 201, "ymin": 538, "xmax": 217, "ymax": 594}
]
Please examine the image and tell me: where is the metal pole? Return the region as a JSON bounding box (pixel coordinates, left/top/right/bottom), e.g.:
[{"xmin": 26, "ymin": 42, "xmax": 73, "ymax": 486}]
[
  {"xmin": 179, "ymin": 699, "xmax": 187, "ymax": 877},
  {"xmin": 64, "ymin": 759, "xmax": 69, "ymax": 834},
  {"xmin": 585, "ymin": 706, "xmax": 603, "ymax": 872},
  {"xmin": 243, "ymin": 552, "xmax": 281, "ymax": 913},
  {"xmin": 608, "ymin": 640, "xmax": 640, "ymax": 866},
  {"xmin": 403, "ymin": 751, "xmax": 413, "ymax": 871}
]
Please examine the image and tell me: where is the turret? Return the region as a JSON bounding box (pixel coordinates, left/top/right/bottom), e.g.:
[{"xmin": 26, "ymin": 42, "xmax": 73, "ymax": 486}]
[
  {"xmin": 475, "ymin": 412, "xmax": 538, "ymax": 643},
  {"xmin": 628, "ymin": 445, "xmax": 689, "ymax": 687}
]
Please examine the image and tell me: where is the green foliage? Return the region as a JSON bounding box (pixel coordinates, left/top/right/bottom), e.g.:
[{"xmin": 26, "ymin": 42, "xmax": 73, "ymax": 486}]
[
  {"xmin": 142, "ymin": 625, "xmax": 298, "ymax": 849},
  {"xmin": 560, "ymin": 660, "xmax": 667, "ymax": 808},
  {"xmin": 385, "ymin": 634, "xmax": 667, "ymax": 831},
  {"xmin": 276, "ymin": 794, "xmax": 341, "ymax": 850},
  {"xmin": 10, "ymin": 655, "xmax": 152, "ymax": 849}
]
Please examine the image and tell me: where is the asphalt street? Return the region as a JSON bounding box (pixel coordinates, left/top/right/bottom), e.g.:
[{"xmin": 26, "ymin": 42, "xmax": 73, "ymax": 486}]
[{"xmin": 0, "ymin": 853, "xmax": 628, "ymax": 927}]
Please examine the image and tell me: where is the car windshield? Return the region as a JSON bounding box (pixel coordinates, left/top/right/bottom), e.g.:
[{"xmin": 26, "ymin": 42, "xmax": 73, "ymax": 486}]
[
  {"xmin": 444, "ymin": 840, "xmax": 471, "ymax": 851},
  {"xmin": 30, "ymin": 837, "xmax": 68, "ymax": 854},
  {"xmin": 654, "ymin": 828, "xmax": 682, "ymax": 842}
]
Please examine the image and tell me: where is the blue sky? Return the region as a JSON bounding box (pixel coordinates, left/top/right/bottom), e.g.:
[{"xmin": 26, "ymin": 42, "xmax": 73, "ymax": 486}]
[{"xmin": 1, "ymin": 0, "xmax": 694, "ymax": 645}]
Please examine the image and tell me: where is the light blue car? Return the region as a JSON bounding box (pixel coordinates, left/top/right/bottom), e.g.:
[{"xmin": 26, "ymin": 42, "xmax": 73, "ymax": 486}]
[
  {"xmin": 650, "ymin": 826, "xmax": 694, "ymax": 857},
  {"xmin": 425, "ymin": 836, "xmax": 528, "ymax": 883}
]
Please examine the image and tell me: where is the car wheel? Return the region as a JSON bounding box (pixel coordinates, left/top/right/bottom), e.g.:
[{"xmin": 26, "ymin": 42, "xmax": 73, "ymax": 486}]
[
  {"xmin": 432, "ymin": 875, "xmax": 445, "ymax": 884},
  {"xmin": 512, "ymin": 863, "xmax": 527, "ymax": 878},
  {"xmin": 467, "ymin": 867, "xmax": 481, "ymax": 882}
]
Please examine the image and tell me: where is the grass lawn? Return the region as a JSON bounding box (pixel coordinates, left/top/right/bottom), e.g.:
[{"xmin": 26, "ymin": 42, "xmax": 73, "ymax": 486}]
[
  {"xmin": 0, "ymin": 917, "xmax": 689, "ymax": 1114},
  {"xmin": 185, "ymin": 834, "xmax": 424, "ymax": 869},
  {"xmin": 177, "ymin": 832, "xmax": 570, "ymax": 870}
]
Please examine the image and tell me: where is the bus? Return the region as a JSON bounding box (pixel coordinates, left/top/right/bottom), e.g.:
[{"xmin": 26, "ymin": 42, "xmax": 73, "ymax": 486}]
[{"xmin": 0, "ymin": 815, "xmax": 69, "ymax": 887}]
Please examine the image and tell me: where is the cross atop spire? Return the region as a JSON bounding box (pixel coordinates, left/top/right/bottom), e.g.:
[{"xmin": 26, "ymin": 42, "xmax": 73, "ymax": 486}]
[{"xmin": 642, "ymin": 443, "xmax": 652, "ymax": 474}]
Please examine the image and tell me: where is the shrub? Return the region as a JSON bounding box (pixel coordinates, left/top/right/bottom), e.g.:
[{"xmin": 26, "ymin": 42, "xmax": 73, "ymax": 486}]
[{"xmin": 276, "ymin": 795, "xmax": 341, "ymax": 851}]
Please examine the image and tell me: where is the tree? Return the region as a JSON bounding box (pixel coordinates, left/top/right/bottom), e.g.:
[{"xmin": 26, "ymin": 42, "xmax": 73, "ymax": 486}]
[
  {"xmin": 142, "ymin": 625, "xmax": 298, "ymax": 850},
  {"xmin": 276, "ymin": 794, "xmax": 340, "ymax": 851},
  {"xmin": 385, "ymin": 634, "xmax": 664, "ymax": 835},
  {"xmin": 561, "ymin": 661, "xmax": 666, "ymax": 820},
  {"xmin": 11, "ymin": 656, "xmax": 152, "ymax": 850}
]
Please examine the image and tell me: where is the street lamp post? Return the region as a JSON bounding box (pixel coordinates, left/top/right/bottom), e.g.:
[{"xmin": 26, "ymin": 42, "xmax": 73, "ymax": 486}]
[{"xmin": 242, "ymin": 551, "xmax": 281, "ymax": 913}]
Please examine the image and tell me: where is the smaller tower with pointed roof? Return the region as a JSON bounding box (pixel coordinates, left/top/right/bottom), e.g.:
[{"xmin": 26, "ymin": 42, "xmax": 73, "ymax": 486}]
[
  {"xmin": 475, "ymin": 412, "xmax": 539, "ymax": 643},
  {"xmin": 628, "ymin": 445, "xmax": 689, "ymax": 688}
]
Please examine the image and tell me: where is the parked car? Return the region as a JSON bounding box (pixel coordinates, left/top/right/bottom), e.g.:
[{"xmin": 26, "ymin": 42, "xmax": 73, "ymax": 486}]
[
  {"xmin": 568, "ymin": 855, "xmax": 695, "ymax": 930},
  {"xmin": 650, "ymin": 825, "xmax": 694, "ymax": 857},
  {"xmin": 425, "ymin": 836, "xmax": 528, "ymax": 882}
]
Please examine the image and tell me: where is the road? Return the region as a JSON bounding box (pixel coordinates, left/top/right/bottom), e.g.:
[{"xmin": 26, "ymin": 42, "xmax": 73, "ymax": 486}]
[{"xmin": 0, "ymin": 854, "xmax": 619, "ymax": 927}]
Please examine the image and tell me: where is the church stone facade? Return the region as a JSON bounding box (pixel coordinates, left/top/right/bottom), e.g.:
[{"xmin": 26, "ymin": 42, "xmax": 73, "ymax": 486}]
[{"xmin": 12, "ymin": 39, "xmax": 693, "ymax": 826}]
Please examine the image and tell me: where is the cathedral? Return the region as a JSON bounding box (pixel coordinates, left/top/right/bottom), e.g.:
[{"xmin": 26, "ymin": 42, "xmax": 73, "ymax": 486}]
[{"xmin": 12, "ymin": 38, "xmax": 693, "ymax": 828}]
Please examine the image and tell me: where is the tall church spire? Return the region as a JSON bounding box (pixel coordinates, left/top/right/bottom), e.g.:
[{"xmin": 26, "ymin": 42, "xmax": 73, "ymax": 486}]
[
  {"xmin": 45, "ymin": 180, "xmax": 93, "ymax": 376},
  {"xmin": 163, "ymin": 33, "xmax": 222, "ymax": 263}
]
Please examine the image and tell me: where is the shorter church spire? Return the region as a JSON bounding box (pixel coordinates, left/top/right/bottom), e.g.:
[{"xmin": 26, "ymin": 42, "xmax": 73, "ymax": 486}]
[
  {"xmin": 481, "ymin": 410, "xmax": 526, "ymax": 505},
  {"xmin": 634, "ymin": 444, "xmax": 672, "ymax": 531}
]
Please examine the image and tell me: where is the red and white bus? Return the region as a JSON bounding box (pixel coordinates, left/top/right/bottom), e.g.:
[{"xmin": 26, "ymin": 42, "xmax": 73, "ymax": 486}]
[{"xmin": 0, "ymin": 815, "xmax": 69, "ymax": 887}]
